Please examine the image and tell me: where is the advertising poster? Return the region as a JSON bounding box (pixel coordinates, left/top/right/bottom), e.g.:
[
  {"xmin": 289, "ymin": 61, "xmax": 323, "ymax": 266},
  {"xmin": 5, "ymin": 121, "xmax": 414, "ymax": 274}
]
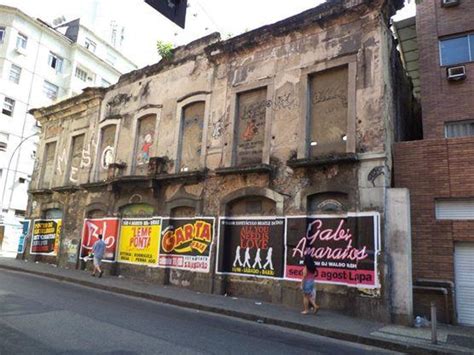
[
  {"xmin": 17, "ymin": 220, "xmax": 30, "ymax": 254},
  {"xmin": 285, "ymin": 213, "xmax": 380, "ymax": 288},
  {"xmin": 159, "ymin": 218, "xmax": 215, "ymax": 273},
  {"xmin": 217, "ymin": 217, "xmax": 285, "ymax": 278},
  {"xmin": 80, "ymin": 218, "xmax": 120, "ymax": 261},
  {"xmin": 118, "ymin": 218, "xmax": 161, "ymax": 265},
  {"xmin": 30, "ymin": 219, "xmax": 62, "ymax": 255}
]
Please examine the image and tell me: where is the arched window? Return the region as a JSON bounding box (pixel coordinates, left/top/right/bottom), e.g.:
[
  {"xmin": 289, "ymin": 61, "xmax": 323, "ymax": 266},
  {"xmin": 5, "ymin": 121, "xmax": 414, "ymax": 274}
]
[
  {"xmin": 178, "ymin": 101, "xmax": 205, "ymax": 172},
  {"xmin": 307, "ymin": 192, "xmax": 347, "ymax": 214},
  {"xmin": 119, "ymin": 203, "xmax": 154, "ymax": 218},
  {"xmin": 44, "ymin": 208, "xmax": 62, "ymax": 219},
  {"xmin": 97, "ymin": 124, "xmax": 117, "ymax": 180},
  {"xmin": 227, "ymin": 196, "xmax": 276, "ymax": 216},
  {"xmin": 133, "ymin": 114, "xmax": 156, "ymax": 175}
]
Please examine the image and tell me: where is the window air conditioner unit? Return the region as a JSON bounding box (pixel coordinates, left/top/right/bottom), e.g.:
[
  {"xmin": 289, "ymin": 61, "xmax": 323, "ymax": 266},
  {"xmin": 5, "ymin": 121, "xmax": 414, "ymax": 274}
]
[
  {"xmin": 447, "ymin": 66, "xmax": 466, "ymax": 81},
  {"xmin": 442, "ymin": 0, "xmax": 460, "ymax": 7},
  {"xmin": 15, "ymin": 46, "xmax": 26, "ymax": 55}
]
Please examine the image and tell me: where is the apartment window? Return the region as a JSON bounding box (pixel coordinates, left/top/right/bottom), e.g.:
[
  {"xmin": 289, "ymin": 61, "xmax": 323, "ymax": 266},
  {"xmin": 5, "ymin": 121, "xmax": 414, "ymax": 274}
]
[
  {"xmin": 75, "ymin": 67, "xmax": 88, "ymax": 82},
  {"xmin": 2, "ymin": 97, "xmax": 15, "ymax": 116},
  {"xmin": 9, "ymin": 64, "xmax": 21, "ymax": 84},
  {"xmin": 85, "ymin": 38, "xmax": 96, "ymax": 52},
  {"xmin": 0, "ymin": 27, "xmax": 5, "ymax": 43},
  {"xmin": 14, "ymin": 209, "xmax": 26, "ymax": 217},
  {"xmin": 106, "ymin": 52, "xmax": 117, "ymax": 65},
  {"xmin": 48, "ymin": 52, "xmax": 63, "ymax": 73},
  {"xmin": 16, "ymin": 33, "xmax": 27, "ymax": 49},
  {"xmin": 439, "ymin": 34, "xmax": 474, "ymax": 66},
  {"xmin": 446, "ymin": 120, "xmax": 474, "ymax": 138},
  {"xmin": 101, "ymin": 78, "xmax": 111, "ymax": 87},
  {"xmin": 43, "ymin": 81, "xmax": 59, "ymax": 100},
  {"xmin": 436, "ymin": 199, "xmax": 474, "ymax": 220},
  {"xmin": 0, "ymin": 142, "xmax": 7, "ymax": 152}
]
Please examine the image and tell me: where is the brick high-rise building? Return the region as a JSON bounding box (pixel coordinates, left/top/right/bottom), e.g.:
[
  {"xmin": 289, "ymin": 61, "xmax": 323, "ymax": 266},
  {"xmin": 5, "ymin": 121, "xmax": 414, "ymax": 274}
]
[{"xmin": 395, "ymin": 0, "xmax": 474, "ymax": 326}]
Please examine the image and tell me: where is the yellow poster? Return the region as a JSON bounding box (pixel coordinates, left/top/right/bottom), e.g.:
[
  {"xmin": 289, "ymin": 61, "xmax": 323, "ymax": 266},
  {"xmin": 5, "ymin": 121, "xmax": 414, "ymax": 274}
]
[{"xmin": 118, "ymin": 218, "xmax": 161, "ymax": 265}]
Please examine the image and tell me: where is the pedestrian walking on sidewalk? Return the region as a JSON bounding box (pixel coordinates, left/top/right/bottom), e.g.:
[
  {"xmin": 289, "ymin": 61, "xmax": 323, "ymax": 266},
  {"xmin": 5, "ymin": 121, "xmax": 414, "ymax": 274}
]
[
  {"xmin": 301, "ymin": 254, "xmax": 319, "ymax": 315},
  {"xmin": 91, "ymin": 234, "xmax": 106, "ymax": 278}
]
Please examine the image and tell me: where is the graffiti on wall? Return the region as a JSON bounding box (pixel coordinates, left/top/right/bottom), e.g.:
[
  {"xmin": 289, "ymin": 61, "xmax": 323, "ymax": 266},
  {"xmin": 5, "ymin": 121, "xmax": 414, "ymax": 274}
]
[{"xmin": 135, "ymin": 115, "xmax": 156, "ymax": 174}]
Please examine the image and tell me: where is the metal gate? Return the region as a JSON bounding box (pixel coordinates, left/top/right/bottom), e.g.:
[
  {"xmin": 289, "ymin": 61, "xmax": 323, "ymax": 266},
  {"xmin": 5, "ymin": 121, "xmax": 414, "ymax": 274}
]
[{"xmin": 455, "ymin": 243, "xmax": 474, "ymax": 326}]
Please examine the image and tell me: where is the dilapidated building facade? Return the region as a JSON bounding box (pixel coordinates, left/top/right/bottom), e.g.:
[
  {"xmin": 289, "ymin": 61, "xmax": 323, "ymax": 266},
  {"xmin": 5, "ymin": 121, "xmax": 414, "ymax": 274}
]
[{"xmin": 24, "ymin": 0, "xmax": 415, "ymax": 323}]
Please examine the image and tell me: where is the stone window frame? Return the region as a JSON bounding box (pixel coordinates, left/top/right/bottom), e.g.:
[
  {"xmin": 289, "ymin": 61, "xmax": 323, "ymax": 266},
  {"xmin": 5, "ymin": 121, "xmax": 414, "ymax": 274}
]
[
  {"xmin": 37, "ymin": 137, "xmax": 59, "ymax": 190},
  {"xmin": 93, "ymin": 119, "xmax": 121, "ymax": 181},
  {"xmin": 297, "ymin": 55, "xmax": 357, "ymax": 159},
  {"xmin": 173, "ymin": 93, "xmax": 211, "ymax": 173},
  {"xmin": 129, "ymin": 107, "xmax": 161, "ymax": 175},
  {"xmin": 63, "ymin": 129, "xmax": 87, "ymax": 186},
  {"xmin": 227, "ymin": 80, "xmax": 275, "ymax": 167}
]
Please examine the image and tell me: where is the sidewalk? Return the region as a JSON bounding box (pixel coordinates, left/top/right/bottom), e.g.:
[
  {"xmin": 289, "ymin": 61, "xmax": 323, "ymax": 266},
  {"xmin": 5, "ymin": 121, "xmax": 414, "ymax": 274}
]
[{"xmin": 0, "ymin": 257, "xmax": 472, "ymax": 355}]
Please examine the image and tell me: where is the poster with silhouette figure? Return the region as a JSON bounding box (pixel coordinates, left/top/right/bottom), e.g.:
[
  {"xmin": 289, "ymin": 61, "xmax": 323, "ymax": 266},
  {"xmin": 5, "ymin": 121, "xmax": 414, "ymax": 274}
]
[
  {"xmin": 217, "ymin": 217, "xmax": 285, "ymax": 278},
  {"xmin": 285, "ymin": 213, "xmax": 380, "ymax": 288}
]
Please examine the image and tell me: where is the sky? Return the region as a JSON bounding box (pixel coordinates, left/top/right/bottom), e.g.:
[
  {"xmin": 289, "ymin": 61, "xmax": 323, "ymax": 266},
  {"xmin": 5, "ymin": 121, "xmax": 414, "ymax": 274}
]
[{"xmin": 2, "ymin": 0, "xmax": 416, "ymax": 68}]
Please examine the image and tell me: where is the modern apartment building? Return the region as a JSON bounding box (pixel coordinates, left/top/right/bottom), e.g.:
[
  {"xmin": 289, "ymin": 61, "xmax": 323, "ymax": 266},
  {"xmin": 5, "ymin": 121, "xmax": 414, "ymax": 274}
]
[
  {"xmin": 395, "ymin": 0, "xmax": 474, "ymax": 326},
  {"xmin": 0, "ymin": 5, "xmax": 137, "ymax": 252}
]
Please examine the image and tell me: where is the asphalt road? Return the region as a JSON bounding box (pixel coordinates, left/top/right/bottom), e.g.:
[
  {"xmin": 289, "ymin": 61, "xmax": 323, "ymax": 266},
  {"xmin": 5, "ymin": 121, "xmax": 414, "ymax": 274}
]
[{"xmin": 0, "ymin": 270, "xmax": 401, "ymax": 355}]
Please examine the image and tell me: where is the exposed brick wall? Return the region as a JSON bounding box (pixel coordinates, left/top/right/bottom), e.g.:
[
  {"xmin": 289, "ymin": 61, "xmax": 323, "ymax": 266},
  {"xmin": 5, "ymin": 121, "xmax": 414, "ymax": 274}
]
[
  {"xmin": 417, "ymin": 0, "xmax": 474, "ymax": 139},
  {"xmin": 394, "ymin": 138, "xmax": 474, "ymax": 283}
]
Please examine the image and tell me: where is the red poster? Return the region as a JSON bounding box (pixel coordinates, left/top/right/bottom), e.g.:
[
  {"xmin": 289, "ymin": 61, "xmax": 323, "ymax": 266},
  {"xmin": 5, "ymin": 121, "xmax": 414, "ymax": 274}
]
[{"xmin": 80, "ymin": 218, "xmax": 119, "ymax": 261}]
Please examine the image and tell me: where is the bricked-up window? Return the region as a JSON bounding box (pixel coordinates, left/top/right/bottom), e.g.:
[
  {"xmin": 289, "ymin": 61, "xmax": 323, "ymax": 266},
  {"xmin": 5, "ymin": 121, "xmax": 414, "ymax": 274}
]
[
  {"xmin": 98, "ymin": 125, "xmax": 116, "ymax": 179},
  {"xmin": 309, "ymin": 66, "xmax": 348, "ymax": 157},
  {"xmin": 440, "ymin": 34, "xmax": 474, "ymax": 66},
  {"xmin": 446, "ymin": 120, "xmax": 474, "ymax": 138},
  {"xmin": 68, "ymin": 134, "xmax": 85, "ymax": 184},
  {"xmin": 227, "ymin": 196, "xmax": 276, "ymax": 216},
  {"xmin": 134, "ymin": 115, "xmax": 156, "ymax": 175},
  {"xmin": 235, "ymin": 87, "xmax": 267, "ymax": 166},
  {"xmin": 179, "ymin": 102, "xmax": 204, "ymax": 172},
  {"xmin": 41, "ymin": 141, "xmax": 57, "ymax": 188}
]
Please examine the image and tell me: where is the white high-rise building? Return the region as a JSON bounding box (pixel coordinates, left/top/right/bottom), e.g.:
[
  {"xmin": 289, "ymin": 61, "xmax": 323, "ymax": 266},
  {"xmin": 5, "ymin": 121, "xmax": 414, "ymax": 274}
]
[{"xmin": 0, "ymin": 5, "xmax": 137, "ymax": 253}]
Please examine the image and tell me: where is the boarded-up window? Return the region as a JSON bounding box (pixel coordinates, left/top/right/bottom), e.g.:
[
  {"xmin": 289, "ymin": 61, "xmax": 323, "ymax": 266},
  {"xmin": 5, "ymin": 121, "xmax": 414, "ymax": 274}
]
[
  {"xmin": 309, "ymin": 66, "xmax": 348, "ymax": 157},
  {"xmin": 170, "ymin": 206, "xmax": 196, "ymax": 218},
  {"xmin": 98, "ymin": 125, "xmax": 116, "ymax": 179},
  {"xmin": 69, "ymin": 134, "xmax": 84, "ymax": 184},
  {"xmin": 41, "ymin": 141, "xmax": 56, "ymax": 188},
  {"xmin": 235, "ymin": 88, "xmax": 267, "ymax": 166},
  {"xmin": 134, "ymin": 115, "xmax": 156, "ymax": 175},
  {"xmin": 227, "ymin": 196, "xmax": 275, "ymax": 216},
  {"xmin": 120, "ymin": 203, "xmax": 154, "ymax": 217},
  {"xmin": 179, "ymin": 102, "xmax": 204, "ymax": 171}
]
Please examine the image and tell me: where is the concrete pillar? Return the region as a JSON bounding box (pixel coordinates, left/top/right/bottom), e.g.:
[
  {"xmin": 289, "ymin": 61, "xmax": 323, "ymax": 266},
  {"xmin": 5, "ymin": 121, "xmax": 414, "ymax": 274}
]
[{"xmin": 385, "ymin": 188, "xmax": 413, "ymax": 325}]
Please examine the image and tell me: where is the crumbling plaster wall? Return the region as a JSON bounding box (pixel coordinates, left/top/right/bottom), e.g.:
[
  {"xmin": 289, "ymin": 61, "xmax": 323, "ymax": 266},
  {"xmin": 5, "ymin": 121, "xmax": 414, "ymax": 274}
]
[{"xmin": 25, "ymin": 0, "xmax": 410, "ymax": 322}]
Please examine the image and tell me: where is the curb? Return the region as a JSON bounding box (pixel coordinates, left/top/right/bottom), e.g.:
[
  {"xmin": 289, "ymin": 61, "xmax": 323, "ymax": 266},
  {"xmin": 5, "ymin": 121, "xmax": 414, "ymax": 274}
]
[{"xmin": 0, "ymin": 264, "xmax": 457, "ymax": 355}]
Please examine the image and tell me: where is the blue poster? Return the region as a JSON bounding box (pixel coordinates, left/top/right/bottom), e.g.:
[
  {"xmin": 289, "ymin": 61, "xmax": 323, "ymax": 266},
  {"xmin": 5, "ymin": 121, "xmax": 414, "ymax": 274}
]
[{"xmin": 17, "ymin": 220, "xmax": 30, "ymax": 254}]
